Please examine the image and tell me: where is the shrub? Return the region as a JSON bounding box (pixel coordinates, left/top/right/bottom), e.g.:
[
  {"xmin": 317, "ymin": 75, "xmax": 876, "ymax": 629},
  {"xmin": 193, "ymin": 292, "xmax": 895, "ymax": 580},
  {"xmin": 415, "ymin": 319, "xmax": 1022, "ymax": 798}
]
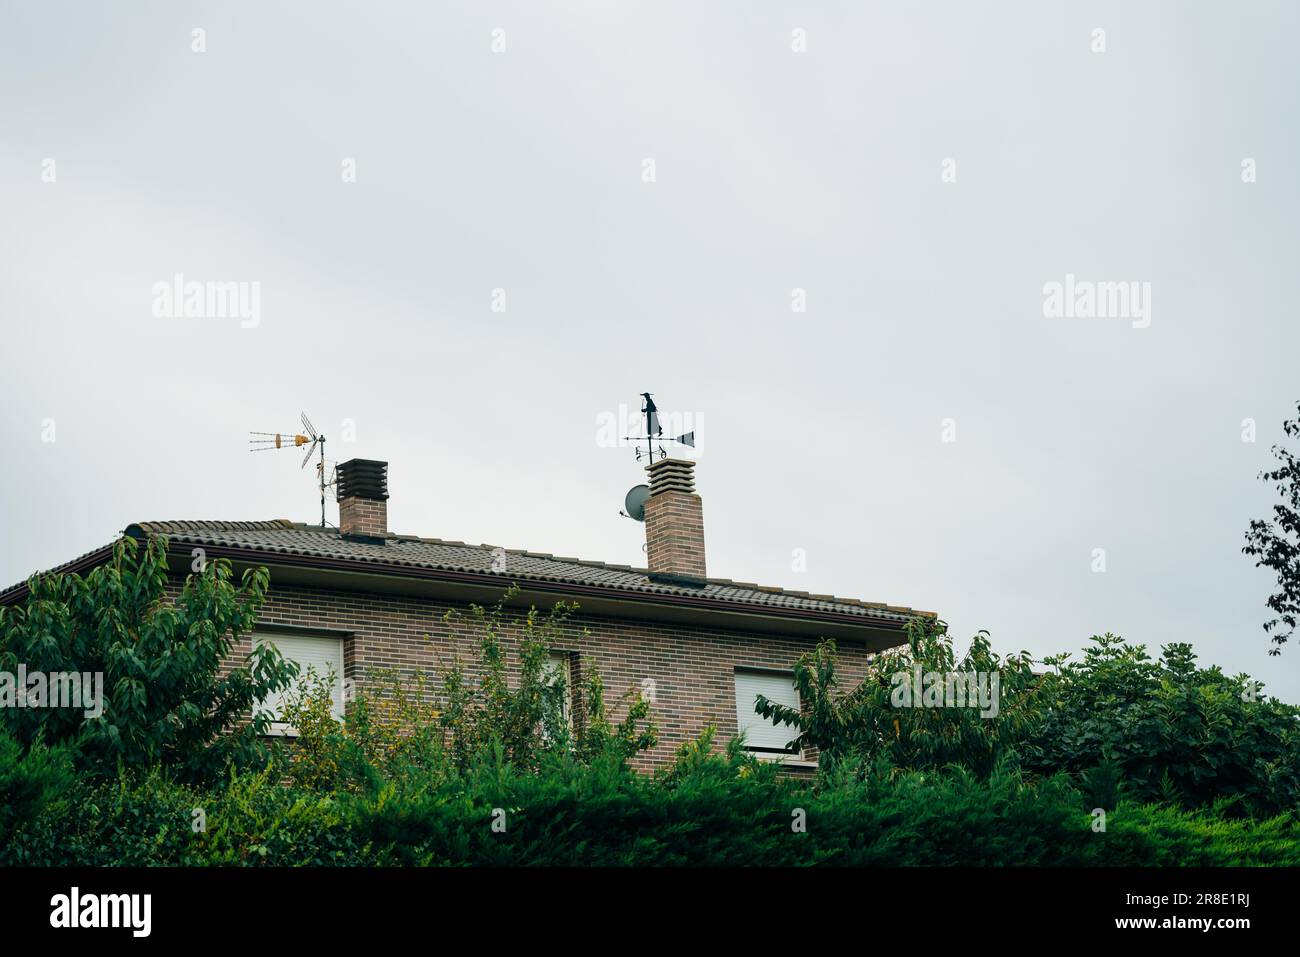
[
  {"xmin": 0, "ymin": 728, "xmax": 74, "ymax": 847},
  {"xmin": 274, "ymin": 590, "xmax": 658, "ymax": 797},
  {"xmin": 436, "ymin": 591, "xmax": 656, "ymax": 773},
  {"xmin": 754, "ymin": 623, "xmax": 1300, "ymax": 819},
  {"xmin": 8, "ymin": 746, "xmax": 1296, "ymax": 866},
  {"xmin": 1023, "ymin": 635, "xmax": 1300, "ymax": 816},
  {"xmin": 345, "ymin": 665, "xmax": 444, "ymax": 785},
  {"xmin": 276, "ymin": 668, "xmax": 361, "ymax": 793}
]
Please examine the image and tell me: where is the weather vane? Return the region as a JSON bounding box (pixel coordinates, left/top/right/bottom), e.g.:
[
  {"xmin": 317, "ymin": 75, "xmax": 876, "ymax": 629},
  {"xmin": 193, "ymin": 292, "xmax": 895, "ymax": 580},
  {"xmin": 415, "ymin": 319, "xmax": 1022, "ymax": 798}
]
[
  {"xmin": 619, "ymin": 392, "xmax": 696, "ymax": 523},
  {"xmin": 623, "ymin": 392, "xmax": 695, "ymax": 466},
  {"xmin": 249, "ymin": 412, "xmax": 337, "ymax": 528}
]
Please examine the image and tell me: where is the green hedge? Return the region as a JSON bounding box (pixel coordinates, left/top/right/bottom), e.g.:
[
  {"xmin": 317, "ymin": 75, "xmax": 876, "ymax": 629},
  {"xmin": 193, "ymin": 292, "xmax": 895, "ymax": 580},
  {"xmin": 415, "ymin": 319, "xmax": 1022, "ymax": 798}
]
[{"xmin": 6, "ymin": 756, "xmax": 1298, "ymax": 867}]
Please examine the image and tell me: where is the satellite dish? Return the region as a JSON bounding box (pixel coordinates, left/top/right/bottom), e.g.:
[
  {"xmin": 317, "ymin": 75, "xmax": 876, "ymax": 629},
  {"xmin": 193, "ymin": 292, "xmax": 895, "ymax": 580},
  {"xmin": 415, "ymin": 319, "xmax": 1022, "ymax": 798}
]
[{"xmin": 622, "ymin": 484, "xmax": 650, "ymax": 522}]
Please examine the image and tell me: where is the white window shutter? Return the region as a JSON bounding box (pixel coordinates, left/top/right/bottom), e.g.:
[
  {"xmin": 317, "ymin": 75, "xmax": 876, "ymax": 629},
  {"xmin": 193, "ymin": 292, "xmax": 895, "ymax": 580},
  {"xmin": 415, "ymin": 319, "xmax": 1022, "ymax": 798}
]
[
  {"xmin": 734, "ymin": 671, "xmax": 799, "ymax": 753},
  {"xmin": 254, "ymin": 634, "xmax": 345, "ymax": 726}
]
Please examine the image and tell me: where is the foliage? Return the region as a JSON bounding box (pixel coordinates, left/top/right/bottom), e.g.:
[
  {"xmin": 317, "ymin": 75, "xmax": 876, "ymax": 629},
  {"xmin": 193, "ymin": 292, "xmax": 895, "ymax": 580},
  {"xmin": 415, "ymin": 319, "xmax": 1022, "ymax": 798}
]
[
  {"xmin": 0, "ymin": 728, "xmax": 74, "ymax": 846},
  {"xmin": 277, "ymin": 668, "xmax": 359, "ymax": 793},
  {"xmin": 5, "ymin": 744, "xmax": 1298, "ymax": 867},
  {"xmin": 1, "ymin": 763, "xmax": 354, "ymax": 867},
  {"xmin": 755, "ymin": 618, "xmax": 1047, "ymax": 776},
  {"xmin": 342, "ymin": 666, "xmax": 443, "ymax": 785},
  {"xmin": 3, "ymin": 536, "xmax": 1297, "ymax": 867},
  {"xmin": 1022, "ymin": 635, "xmax": 1300, "ymax": 817},
  {"xmin": 753, "ymin": 624, "xmax": 1300, "ymax": 818},
  {"xmin": 566, "ymin": 664, "xmax": 658, "ymax": 766},
  {"xmin": 269, "ymin": 588, "xmax": 657, "ymax": 795},
  {"xmin": 436, "ymin": 591, "xmax": 656, "ymax": 774},
  {"xmin": 1244, "ymin": 400, "xmax": 1300, "ymax": 654},
  {"xmin": 0, "ymin": 535, "xmax": 297, "ymax": 783}
]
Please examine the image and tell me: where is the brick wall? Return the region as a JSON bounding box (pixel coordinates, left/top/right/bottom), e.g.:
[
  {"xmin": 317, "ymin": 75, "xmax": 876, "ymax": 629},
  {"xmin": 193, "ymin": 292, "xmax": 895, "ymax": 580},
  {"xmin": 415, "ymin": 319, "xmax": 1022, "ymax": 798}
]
[
  {"xmin": 644, "ymin": 492, "xmax": 707, "ymax": 582},
  {"xmin": 338, "ymin": 497, "xmax": 387, "ymax": 539},
  {"xmin": 217, "ymin": 579, "xmax": 875, "ymax": 772}
]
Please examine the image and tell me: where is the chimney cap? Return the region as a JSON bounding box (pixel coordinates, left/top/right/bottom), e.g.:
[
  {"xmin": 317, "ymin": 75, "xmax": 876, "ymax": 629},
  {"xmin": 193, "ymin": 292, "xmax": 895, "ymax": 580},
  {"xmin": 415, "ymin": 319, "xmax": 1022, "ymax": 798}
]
[
  {"xmin": 337, "ymin": 458, "xmax": 389, "ymax": 501},
  {"xmin": 647, "ymin": 457, "xmax": 697, "ymax": 496}
]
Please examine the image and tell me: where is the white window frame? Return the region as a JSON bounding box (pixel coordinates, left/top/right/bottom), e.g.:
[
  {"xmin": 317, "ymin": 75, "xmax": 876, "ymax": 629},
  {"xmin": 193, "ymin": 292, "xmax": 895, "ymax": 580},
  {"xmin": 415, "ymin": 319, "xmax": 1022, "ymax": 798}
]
[
  {"xmin": 253, "ymin": 632, "xmax": 346, "ymax": 737},
  {"xmin": 734, "ymin": 668, "xmax": 802, "ymax": 758}
]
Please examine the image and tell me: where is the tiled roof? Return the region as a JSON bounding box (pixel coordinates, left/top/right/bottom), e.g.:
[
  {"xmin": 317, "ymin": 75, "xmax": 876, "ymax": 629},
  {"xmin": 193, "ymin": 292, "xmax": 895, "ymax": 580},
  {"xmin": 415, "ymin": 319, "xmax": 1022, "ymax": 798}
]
[{"xmin": 122, "ymin": 520, "xmax": 930, "ymax": 626}]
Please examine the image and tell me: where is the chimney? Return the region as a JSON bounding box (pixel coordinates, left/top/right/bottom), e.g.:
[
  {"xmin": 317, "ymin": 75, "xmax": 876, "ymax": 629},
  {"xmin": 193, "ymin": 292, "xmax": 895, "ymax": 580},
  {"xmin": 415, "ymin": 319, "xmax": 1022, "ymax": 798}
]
[
  {"xmin": 336, "ymin": 458, "xmax": 389, "ymax": 541},
  {"xmin": 644, "ymin": 458, "xmax": 707, "ymax": 584}
]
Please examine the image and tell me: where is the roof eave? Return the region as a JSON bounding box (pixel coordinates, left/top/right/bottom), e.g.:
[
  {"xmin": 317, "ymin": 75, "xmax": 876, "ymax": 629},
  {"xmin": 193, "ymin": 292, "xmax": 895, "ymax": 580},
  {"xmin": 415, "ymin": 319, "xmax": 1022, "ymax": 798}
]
[
  {"xmin": 161, "ymin": 541, "xmax": 915, "ymax": 650},
  {"xmin": 3, "ymin": 534, "xmax": 922, "ymax": 651},
  {"xmin": 0, "ymin": 543, "xmax": 117, "ymax": 607}
]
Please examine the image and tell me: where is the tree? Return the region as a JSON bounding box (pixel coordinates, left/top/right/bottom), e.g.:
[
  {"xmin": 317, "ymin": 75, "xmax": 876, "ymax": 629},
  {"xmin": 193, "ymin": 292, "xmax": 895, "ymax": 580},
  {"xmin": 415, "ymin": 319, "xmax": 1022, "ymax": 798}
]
[
  {"xmin": 1244, "ymin": 402, "xmax": 1300, "ymax": 655},
  {"xmin": 754, "ymin": 618, "xmax": 1046, "ymax": 777},
  {"xmin": 0, "ymin": 534, "xmax": 296, "ymax": 783}
]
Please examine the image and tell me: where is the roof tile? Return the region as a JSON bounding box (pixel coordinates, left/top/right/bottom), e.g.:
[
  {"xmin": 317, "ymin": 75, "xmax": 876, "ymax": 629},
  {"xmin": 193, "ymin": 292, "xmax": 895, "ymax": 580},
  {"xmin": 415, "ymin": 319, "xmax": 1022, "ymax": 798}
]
[{"xmin": 94, "ymin": 520, "xmax": 931, "ymax": 625}]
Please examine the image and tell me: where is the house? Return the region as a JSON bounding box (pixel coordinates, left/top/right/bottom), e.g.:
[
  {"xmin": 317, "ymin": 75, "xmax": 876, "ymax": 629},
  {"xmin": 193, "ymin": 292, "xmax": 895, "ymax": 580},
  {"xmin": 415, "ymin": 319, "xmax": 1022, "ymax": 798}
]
[{"xmin": 1, "ymin": 456, "xmax": 931, "ymax": 770}]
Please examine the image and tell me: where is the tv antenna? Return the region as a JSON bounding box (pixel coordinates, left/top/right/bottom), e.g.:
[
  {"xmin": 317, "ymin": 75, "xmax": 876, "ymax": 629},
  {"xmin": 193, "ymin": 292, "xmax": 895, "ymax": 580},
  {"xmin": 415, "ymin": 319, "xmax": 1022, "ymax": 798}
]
[
  {"xmin": 249, "ymin": 412, "xmax": 337, "ymax": 528},
  {"xmin": 619, "ymin": 392, "xmax": 695, "ymax": 522}
]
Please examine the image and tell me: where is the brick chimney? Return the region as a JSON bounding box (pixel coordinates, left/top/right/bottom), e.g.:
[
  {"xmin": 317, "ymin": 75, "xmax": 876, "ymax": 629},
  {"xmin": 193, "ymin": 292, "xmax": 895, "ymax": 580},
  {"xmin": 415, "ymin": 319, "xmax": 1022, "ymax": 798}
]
[
  {"xmin": 644, "ymin": 458, "xmax": 707, "ymax": 584},
  {"xmin": 336, "ymin": 458, "xmax": 389, "ymax": 541}
]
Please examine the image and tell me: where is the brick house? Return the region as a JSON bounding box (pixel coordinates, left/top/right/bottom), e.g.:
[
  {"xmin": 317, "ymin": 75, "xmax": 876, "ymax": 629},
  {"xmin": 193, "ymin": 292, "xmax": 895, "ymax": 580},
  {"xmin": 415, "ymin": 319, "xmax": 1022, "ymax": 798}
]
[{"xmin": 1, "ymin": 457, "xmax": 931, "ymax": 771}]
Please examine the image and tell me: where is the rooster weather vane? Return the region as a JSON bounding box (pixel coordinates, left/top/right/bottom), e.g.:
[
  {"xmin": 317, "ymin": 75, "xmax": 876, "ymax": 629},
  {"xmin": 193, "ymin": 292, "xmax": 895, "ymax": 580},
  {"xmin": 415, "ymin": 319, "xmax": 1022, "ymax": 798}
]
[
  {"xmin": 249, "ymin": 412, "xmax": 337, "ymax": 528},
  {"xmin": 619, "ymin": 392, "xmax": 696, "ymax": 523}
]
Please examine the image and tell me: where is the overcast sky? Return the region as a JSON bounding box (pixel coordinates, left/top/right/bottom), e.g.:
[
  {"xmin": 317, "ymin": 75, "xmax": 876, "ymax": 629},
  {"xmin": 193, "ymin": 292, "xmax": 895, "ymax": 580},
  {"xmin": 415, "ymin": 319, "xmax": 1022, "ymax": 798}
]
[{"xmin": 2, "ymin": 1, "xmax": 1298, "ymax": 703}]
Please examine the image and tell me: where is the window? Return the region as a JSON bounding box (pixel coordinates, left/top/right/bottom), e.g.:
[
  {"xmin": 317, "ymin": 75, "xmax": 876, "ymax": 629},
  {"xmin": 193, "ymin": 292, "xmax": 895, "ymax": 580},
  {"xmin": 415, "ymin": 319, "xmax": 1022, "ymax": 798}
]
[
  {"xmin": 253, "ymin": 633, "xmax": 345, "ymax": 734},
  {"xmin": 543, "ymin": 651, "xmax": 572, "ymax": 729},
  {"xmin": 734, "ymin": 670, "xmax": 800, "ymax": 755}
]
